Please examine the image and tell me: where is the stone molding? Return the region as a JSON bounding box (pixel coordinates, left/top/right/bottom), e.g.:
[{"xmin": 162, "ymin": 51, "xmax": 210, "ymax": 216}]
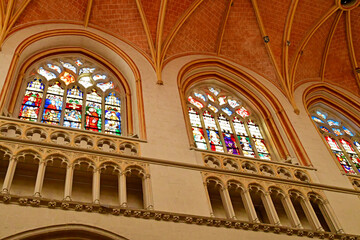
[{"xmin": 0, "ymin": 193, "xmax": 358, "ymax": 240}]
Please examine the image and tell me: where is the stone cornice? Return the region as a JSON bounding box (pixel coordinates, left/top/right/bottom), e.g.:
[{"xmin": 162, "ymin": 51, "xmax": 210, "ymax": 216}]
[{"xmin": 0, "ymin": 193, "xmax": 358, "ymax": 240}]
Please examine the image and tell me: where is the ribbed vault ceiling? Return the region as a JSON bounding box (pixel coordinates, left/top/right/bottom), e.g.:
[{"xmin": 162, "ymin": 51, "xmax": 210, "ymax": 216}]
[{"xmin": 0, "ymin": 0, "xmax": 359, "ymax": 108}]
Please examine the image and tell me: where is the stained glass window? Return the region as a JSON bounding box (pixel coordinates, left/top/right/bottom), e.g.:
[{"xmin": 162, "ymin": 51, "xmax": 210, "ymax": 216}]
[
  {"xmin": 187, "ymin": 86, "xmax": 271, "ymax": 159},
  {"xmin": 311, "ymin": 108, "xmax": 360, "ymax": 174},
  {"xmin": 85, "ymin": 89, "xmax": 102, "ymax": 132},
  {"xmin": 64, "ymin": 86, "xmax": 83, "ymax": 129},
  {"xmin": 188, "ymin": 107, "xmax": 207, "ymax": 150},
  {"xmin": 42, "ymin": 81, "xmax": 64, "ymax": 125},
  {"xmin": 105, "ymin": 93, "xmax": 121, "ymax": 135},
  {"xmin": 19, "ymin": 78, "xmax": 44, "ymax": 121},
  {"xmin": 19, "ymin": 57, "xmax": 124, "ymax": 136}
]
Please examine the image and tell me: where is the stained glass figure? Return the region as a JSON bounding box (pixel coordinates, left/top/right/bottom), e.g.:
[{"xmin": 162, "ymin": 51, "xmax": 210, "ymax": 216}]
[
  {"xmin": 312, "ymin": 116, "xmax": 324, "ymax": 123},
  {"xmin": 325, "ymin": 136, "xmax": 355, "ymax": 174},
  {"xmin": 85, "ymin": 89, "xmax": 102, "ymax": 132},
  {"xmin": 247, "ymin": 119, "xmax": 270, "ymax": 159},
  {"xmin": 47, "ymin": 64, "xmax": 62, "ymax": 73},
  {"xmin": 97, "ymin": 82, "xmax": 114, "ymax": 92},
  {"xmin": 79, "ymin": 67, "xmax": 96, "ymax": 74},
  {"xmin": 236, "ymin": 107, "xmax": 250, "ymax": 118},
  {"xmin": 228, "ymin": 99, "xmax": 239, "ymax": 108},
  {"xmin": 207, "ymin": 93, "xmax": 215, "ymax": 102},
  {"xmin": 320, "ymin": 126, "xmax": 330, "ymax": 133},
  {"xmin": 61, "ymin": 62, "xmax": 77, "ymax": 73},
  {"xmin": 79, "ymin": 76, "xmax": 93, "ymax": 88},
  {"xmin": 194, "ymin": 92, "xmax": 206, "ymax": 102},
  {"xmin": 93, "ymin": 74, "xmax": 107, "ymax": 81},
  {"xmin": 64, "ymin": 86, "xmax": 83, "ymax": 129},
  {"xmin": 354, "ymin": 141, "xmax": 360, "ymax": 152},
  {"xmin": 248, "ymin": 120, "xmax": 263, "ymax": 138},
  {"xmin": 75, "ymin": 59, "xmax": 83, "ymax": 66},
  {"xmin": 37, "ymin": 67, "xmax": 56, "ymax": 80},
  {"xmin": 327, "ymin": 119, "xmax": 340, "ymax": 126},
  {"xmin": 343, "ymin": 126, "xmax": 354, "ymax": 136},
  {"xmin": 203, "ymin": 110, "xmax": 223, "ymax": 152},
  {"xmin": 60, "ymin": 72, "xmax": 75, "ymax": 85},
  {"xmin": 208, "ymin": 87, "xmax": 219, "ymax": 96},
  {"xmin": 188, "ymin": 107, "xmax": 207, "ymax": 150},
  {"xmin": 218, "ymin": 114, "xmax": 239, "ymax": 154},
  {"xmin": 208, "ymin": 104, "xmax": 218, "ymax": 113},
  {"xmin": 105, "ymin": 93, "xmax": 121, "ymax": 135},
  {"xmin": 332, "ymin": 128, "xmax": 343, "ymax": 136},
  {"xmin": 218, "ymin": 96, "xmax": 227, "ymax": 105},
  {"xmin": 316, "ymin": 111, "xmax": 327, "ymax": 119},
  {"xmin": 188, "ymin": 96, "xmax": 203, "ymax": 109},
  {"xmin": 42, "ymin": 81, "xmax": 64, "ymax": 125},
  {"xmin": 19, "ymin": 78, "xmax": 44, "ymax": 122}
]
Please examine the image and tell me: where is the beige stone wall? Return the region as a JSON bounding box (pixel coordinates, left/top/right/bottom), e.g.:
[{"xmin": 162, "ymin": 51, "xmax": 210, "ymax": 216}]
[{"xmin": 0, "ymin": 24, "xmax": 359, "ymax": 239}]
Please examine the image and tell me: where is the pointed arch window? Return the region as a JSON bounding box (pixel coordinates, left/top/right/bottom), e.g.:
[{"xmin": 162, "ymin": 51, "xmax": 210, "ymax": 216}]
[
  {"xmin": 187, "ymin": 86, "xmax": 271, "ymax": 160},
  {"xmin": 17, "ymin": 56, "xmax": 124, "ymax": 136},
  {"xmin": 311, "ymin": 108, "xmax": 360, "ymax": 174}
]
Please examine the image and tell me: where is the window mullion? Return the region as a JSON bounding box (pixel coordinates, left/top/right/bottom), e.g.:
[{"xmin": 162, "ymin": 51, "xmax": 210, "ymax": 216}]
[
  {"xmin": 101, "ymin": 92, "xmax": 105, "ymax": 133},
  {"xmin": 244, "ymin": 119, "xmax": 260, "ymax": 158},
  {"xmin": 82, "ymin": 91, "xmax": 87, "ymax": 130},
  {"xmin": 338, "ymin": 138, "xmax": 359, "ymax": 175},
  {"xmin": 59, "ymin": 85, "xmax": 67, "ymax": 126},
  {"xmin": 215, "ymin": 113, "xmax": 227, "ymax": 153},
  {"xmin": 230, "ymin": 117, "xmax": 244, "ymax": 156},
  {"xmin": 37, "ymin": 82, "xmax": 49, "ymax": 123},
  {"xmin": 199, "ymin": 110, "xmax": 211, "ymax": 151}
]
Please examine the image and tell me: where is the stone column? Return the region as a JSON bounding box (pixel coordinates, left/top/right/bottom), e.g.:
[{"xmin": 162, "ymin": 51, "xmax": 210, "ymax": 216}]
[
  {"xmin": 92, "ymin": 168, "xmax": 100, "ymax": 204},
  {"xmin": 33, "ymin": 160, "xmax": 47, "ymax": 197},
  {"xmin": 204, "ymin": 182, "xmax": 215, "ymax": 217},
  {"xmin": 1, "ymin": 157, "xmax": 17, "ymax": 194},
  {"xmin": 282, "ymin": 195, "xmax": 303, "ymax": 228},
  {"xmin": 63, "ymin": 164, "xmax": 74, "ymax": 201},
  {"xmin": 261, "ymin": 192, "xmax": 281, "ymax": 225},
  {"xmin": 142, "ymin": 174, "xmax": 154, "ymax": 210},
  {"xmin": 300, "ymin": 197, "xmax": 324, "ymax": 231},
  {"xmin": 118, "ymin": 172, "xmax": 127, "ymax": 207},
  {"xmin": 220, "ymin": 186, "xmax": 236, "ymax": 219},
  {"xmin": 241, "ymin": 189, "xmax": 259, "ymax": 223},
  {"xmin": 321, "ymin": 200, "xmax": 344, "ymax": 233}
]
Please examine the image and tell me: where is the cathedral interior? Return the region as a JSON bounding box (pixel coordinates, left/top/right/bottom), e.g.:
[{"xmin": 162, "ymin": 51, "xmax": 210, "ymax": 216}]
[{"xmin": 0, "ymin": 0, "xmax": 360, "ymax": 239}]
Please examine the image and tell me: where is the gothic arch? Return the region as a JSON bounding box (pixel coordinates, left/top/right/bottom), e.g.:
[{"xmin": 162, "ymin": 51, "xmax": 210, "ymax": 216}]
[
  {"xmin": 178, "ymin": 58, "xmax": 311, "ymax": 166},
  {"xmin": 2, "ymin": 224, "xmax": 129, "ymax": 240}
]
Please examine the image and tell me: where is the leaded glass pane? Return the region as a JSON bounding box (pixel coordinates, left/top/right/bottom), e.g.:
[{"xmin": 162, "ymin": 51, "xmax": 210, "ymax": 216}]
[
  {"xmin": 188, "ymin": 96, "xmax": 203, "ymax": 109},
  {"xmin": 60, "ymin": 72, "xmax": 75, "ymax": 85},
  {"xmin": 37, "ymin": 67, "xmax": 56, "ymax": 80},
  {"xmin": 19, "ymin": 78, "xmax": 44, "ymax": 122},
  {"xmin": 85, "ymin": 90, "xmax": 102, "ymax": 132},
  {"xmin": 47, "ymin": 64, "xmax": 62, "ymax": 73},
  {"xmin": 105, "ymin": 93, "xmax": 121, "ymax": 135},
  {"xmin": 79, "ymin": 76, "xmax": 93, "ymax": 88},
  {"xmin": 218, "ymin": 114, "xmax": 239, "ymax": 155},
  {"xmin": 61, "ymin": 62, "xmax": 77, "ymax": 73},
  {"xmin": 42, "ymin": 81, "xmax": 64, "ymax": 125},
  {"xmin": 93, "ymin": 74, "xmax": 107, "ymax": 81},
  {"xmin": 64, "ymin": 86, "xmax": 83, "ymax": 129},
  {"xmin": 188, "ymin": 107, "xmax": 207, "ymax": 150},
  {"xmin": 203, "ymin": 110, "xmax": 223, "ymax": 152},
  {"xmin": 312, "ymin": 116, "xmax": 324, "ymax": 123},
  {"xmin": 343, "ymin": 126, "xmax": 354, "ymax": 136},
  {"xmin": 194, "ymin": 92, "xmax": 206, "ymax": 102},
  {"xmin": 97, "ymin": 82, "xmax": 114, "ymax": 92}
]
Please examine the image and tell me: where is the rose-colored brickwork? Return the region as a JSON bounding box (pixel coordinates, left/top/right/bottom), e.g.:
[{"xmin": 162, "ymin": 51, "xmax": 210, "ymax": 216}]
[
  {"xmin": 288, "ymin": 0, "xmax": 334, "ymax": 67},
  {"xmin": 90, "ymin": 0, "xmax": 150, "ymax": 55},
  {"xmin": 165, "ymin": 0, "xmax": 227, "ymax": 56},
  {"xmin": 257, "ymin": 0, "xmax": 291, "ymax": 71},
  {"xmin": 163, "ymin": 0, "xmax": 195, "ymax": 42},
  {"xmin": 350, "ymin": 7, "xmax": 360, "ymax": 69},
  {"xmin": 220, "ymin": 0, "xmax": 279, "ymax": 88},
  {"xmin": 294, "ymin": 13, "xmax": 336, "ymax": 85},
  {"xmin": 141, "ymin": 0, "xmax": 161, "ymax": 43},
  {"xmin": 325, "ymin": 15, "xmax": 359, "ymax": 96},
  {"xmin": 15, "ymin": 0, "xmax": 87, "ymax": 26}
]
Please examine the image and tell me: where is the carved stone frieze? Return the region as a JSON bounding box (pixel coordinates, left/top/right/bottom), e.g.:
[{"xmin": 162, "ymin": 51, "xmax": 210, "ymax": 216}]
[{"xmin": 202, "ymin": 153, "xmax": 313, "ymax": 183}]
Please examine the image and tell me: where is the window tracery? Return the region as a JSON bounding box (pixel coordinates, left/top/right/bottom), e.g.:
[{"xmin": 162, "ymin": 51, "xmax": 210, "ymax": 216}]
[
  {"xmin": 18, "ymin": 56, "xmax": 124, "ymax": 136},
  {"xmin": 311, "ymin": 108, "xmax": 360, "ymax": 174},
  {"xmin": 187, "ymin": 86, "xmax": 271, "ymax": 160}
]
